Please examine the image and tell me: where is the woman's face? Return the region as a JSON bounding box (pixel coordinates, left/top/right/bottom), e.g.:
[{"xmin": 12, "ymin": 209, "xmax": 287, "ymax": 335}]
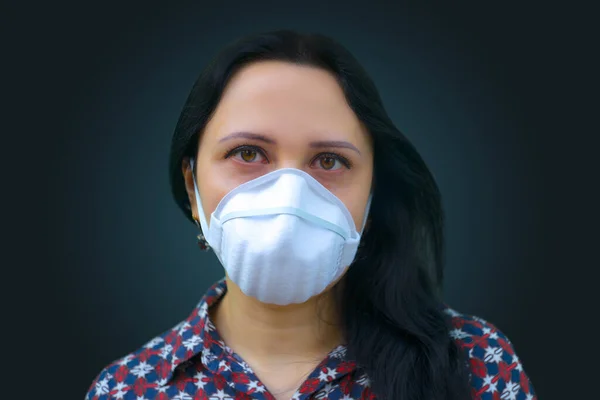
[{"xmin": 184, "ymin": 60, "xmax": 373, "ymax": 235}]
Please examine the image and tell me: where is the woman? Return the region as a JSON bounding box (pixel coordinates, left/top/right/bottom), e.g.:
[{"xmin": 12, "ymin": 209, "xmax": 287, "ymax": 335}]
[{"xmin": 85, "ymin": 30, "xmax": 537, "ymax": 400}]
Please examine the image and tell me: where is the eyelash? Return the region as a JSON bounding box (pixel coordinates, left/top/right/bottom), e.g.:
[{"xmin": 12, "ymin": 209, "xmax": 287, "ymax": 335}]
[{"xmin": 223, "ymin": 144, "xmax": 353, "ymax": 169}]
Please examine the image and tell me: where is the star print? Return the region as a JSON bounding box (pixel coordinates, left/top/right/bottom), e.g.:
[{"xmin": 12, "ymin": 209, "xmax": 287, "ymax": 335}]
[
  {"xmin": 482, "ymin": 374, "xmax": 498, "ymax": 393},
  {"xmin": 131, "ymin": 361, "xmax": 153, "ymax": 378},
  {"xmin": 84, "ymin": 278, "xmax": 537, "ymax": 400}
]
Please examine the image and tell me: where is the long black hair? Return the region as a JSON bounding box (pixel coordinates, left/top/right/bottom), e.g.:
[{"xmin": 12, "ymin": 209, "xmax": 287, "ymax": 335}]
[{"xmin": 169, "ymin": 30, "xmax": 472, "ymax": 399}]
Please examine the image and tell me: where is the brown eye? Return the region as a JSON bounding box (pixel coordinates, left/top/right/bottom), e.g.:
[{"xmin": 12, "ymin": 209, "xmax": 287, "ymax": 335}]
[
  {"xmin": 320, "ymin": 156, "xmax": 337, "ymax": 170},
  {"xmin": 225, "ymin": 145, "xmax": 267, "ymax": 164},
  {"xmin": 240, "ymin": 149, "xmax": 257, "ymax": 162}
]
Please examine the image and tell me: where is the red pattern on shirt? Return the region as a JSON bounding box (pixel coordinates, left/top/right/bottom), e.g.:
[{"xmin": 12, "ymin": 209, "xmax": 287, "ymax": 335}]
[{"xmin": 85, "ymin": 279, "xmax": 537, "ymax": 399}]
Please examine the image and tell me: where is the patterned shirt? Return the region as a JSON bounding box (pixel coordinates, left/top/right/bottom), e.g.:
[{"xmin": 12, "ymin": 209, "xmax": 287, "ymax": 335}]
[{"xmin": 85, "ymin": 279, "xmax": 537, "ymax": 399}]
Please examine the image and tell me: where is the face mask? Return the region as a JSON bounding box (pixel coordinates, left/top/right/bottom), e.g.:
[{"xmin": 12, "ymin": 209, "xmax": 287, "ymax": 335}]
[{"xmin": 190, "ymin": 161, "xmax": 371, "ymax": 305}]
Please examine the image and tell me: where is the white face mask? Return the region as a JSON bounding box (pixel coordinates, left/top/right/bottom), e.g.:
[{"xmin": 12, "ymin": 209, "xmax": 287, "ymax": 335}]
[{"xmin": 190, "ymin": 160, "xmax": 371, "ymax": 305}]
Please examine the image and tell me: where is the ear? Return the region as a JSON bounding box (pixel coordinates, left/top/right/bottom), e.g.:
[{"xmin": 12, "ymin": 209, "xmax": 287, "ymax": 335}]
[{"xmin": 181, "ymin": 156, "xmax": 198, "ymax": 220}]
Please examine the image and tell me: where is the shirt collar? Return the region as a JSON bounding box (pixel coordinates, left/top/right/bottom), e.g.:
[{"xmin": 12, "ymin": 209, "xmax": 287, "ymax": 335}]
[
  {"xmin": 157, "ymin": 277, "xmax": 229, "ymax": 386},
  {"xmin": 156, "ymin": 278, "xmax": 354, "ymax": 387}
]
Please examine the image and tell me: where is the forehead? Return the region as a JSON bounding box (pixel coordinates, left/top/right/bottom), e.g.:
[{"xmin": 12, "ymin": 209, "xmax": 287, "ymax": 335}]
[{"xmin": 206, "ymin": 61, "xmax": 367, "ymax": 144}]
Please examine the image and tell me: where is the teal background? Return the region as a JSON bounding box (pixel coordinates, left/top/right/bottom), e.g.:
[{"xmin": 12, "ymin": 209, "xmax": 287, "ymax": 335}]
[
  {"xmin": 18, "ymin": 1, "xmax": 594, "ymax": 399},
  {"xmin": 68, "ymin": 2, "xmax": 542, "ymax": 392}
]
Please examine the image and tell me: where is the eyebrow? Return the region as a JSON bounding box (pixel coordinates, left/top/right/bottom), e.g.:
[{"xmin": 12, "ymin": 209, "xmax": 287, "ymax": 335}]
[
  {"xmin": 218, "ymin": 132, "xmax": 276, "ymax": 144},
  {"xmin": 218, "ymin": 132, "xmax": 361, "ymax": 155}
]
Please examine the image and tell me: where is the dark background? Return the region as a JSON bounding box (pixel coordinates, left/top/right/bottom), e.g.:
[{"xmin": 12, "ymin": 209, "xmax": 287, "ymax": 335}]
[{"xmin": 5, "ymin": 1, "xmax": 597, "ymax": 399}]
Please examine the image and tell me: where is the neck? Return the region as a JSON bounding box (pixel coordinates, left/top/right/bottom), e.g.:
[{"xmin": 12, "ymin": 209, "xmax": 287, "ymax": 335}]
[{"xmin": 211, "ymin": 277, "xmax": 343, "ymax": 364}]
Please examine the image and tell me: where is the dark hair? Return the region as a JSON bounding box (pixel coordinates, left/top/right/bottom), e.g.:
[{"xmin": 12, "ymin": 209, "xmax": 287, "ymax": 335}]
[{"xmin": 169, "ymin": 30, "xmax": 472, "ymax": 399}]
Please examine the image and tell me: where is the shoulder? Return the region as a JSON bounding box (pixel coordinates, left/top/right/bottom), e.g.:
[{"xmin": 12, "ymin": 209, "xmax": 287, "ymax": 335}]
[
  {"xmin": 444, "ymin": 308, "xmax": 538, "ymax": 400},
  {"xmin": 83, "ymin": 321, "xmax": 187, "ymax": 400},
  {"xmin": 84, "ymin": 280, "xmax": 224, "ymax": 400}
]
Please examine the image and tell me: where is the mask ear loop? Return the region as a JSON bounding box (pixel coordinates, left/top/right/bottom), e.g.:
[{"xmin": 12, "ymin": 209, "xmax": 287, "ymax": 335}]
[
  {"xmin": 189, "ymin": 158, "xmax": 211, "ymax": 251},
  {"xmin": 360, "ymin": 193, "xmax": 373, "ymax": 235}
]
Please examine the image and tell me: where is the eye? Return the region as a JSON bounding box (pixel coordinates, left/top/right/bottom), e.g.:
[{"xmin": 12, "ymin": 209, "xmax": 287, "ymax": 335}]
[
  {"xmin": 225, "ymin": 145, "xmax": 267, "ymax": 163},
  {"xmin": 312, "ymin": 153, "xmax": 352, "ymax": 171}
]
